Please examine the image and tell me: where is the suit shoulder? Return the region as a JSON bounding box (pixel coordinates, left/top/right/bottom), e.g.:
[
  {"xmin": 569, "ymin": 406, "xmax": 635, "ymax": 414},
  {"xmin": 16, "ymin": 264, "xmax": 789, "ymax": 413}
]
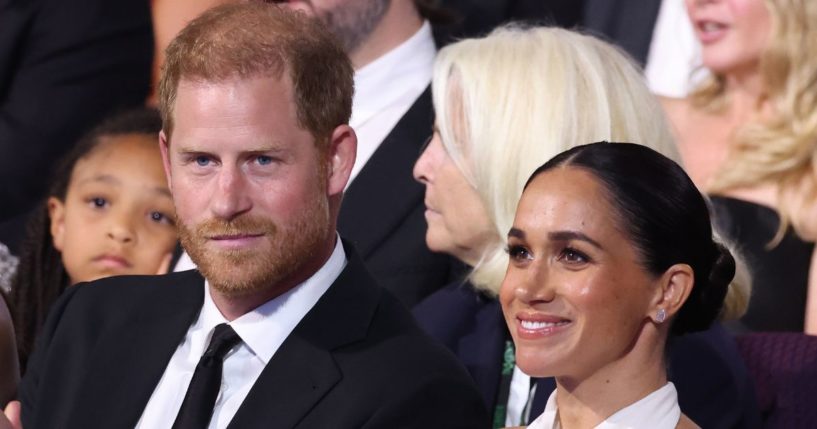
[
  {"xmin": 58, "ymin": 270, "xmax": 202, "ymax": 320},
  {"xmin": 363, "ymin": 290, "xmax": 476, "ymax": 377},
  {"xmin": 74, "ymin": 270, "xmax": 200, "ymax": 296}
]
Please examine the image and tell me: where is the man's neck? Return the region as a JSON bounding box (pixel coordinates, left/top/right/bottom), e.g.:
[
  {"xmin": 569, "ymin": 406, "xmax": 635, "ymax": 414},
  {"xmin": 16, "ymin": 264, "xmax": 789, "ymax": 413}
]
[{"xmin": 349, "ymin": 4, "xmax": 423, "ymax": 69}]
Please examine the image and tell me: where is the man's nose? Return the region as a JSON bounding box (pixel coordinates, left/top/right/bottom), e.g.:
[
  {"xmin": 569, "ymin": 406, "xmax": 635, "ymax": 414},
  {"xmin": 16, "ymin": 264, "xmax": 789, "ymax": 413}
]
[{"xmin": 210, "ymin": 166, "xmax": 252, "ymax": 220}]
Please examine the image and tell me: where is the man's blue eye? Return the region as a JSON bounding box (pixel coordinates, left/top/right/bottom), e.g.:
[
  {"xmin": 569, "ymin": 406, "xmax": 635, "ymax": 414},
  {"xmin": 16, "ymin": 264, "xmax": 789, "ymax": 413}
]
[
  {"xmin": 195, "ymin": 156, "xmax": 210, "ymax": 166},
  {"xmin": 257, "ymin": 156, "xmax": 272, "ymax": 165}
]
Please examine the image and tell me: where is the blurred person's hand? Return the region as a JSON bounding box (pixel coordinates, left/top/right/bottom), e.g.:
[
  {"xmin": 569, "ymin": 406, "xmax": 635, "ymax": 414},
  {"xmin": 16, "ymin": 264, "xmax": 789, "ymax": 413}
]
[{"xmin": 0, "ymin": 400, "xmax": 21, "ymax": 429}]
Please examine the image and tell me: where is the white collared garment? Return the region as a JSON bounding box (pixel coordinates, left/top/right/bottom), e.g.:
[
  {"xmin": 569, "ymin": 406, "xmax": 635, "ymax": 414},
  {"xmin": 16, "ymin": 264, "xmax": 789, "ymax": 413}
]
[
  {"xmin": 527, "ymin": 382, "xmax": 681, "ymax": 429},
  {"xmin": 136, "ymin": 237, "xmax": 347, "ymax": 429},
  {"xmin": 506, "ymin": 365, "xmax": 532, "ymax": 426},
  {"xmin": 347, "ymin": 19, "xmax": 436, "ymax": 185}
]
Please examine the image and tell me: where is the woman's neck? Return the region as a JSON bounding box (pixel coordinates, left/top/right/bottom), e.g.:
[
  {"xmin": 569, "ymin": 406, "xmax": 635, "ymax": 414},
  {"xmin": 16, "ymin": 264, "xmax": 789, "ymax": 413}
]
[
  {"xmin": 554, "ymin": 334, "xmax": 668, "ymax": 428},
  {"xmin": 723, "ymin": 66, "xmax": 770, "ymax": 122}
]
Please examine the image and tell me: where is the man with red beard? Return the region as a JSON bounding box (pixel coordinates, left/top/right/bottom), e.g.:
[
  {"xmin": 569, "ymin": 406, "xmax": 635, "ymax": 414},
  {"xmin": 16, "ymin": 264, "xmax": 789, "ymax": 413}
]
[
  {"xmin": 174, "ymin": 0, "xmax": 459, "ymax": 308},
  {"xmin": 5, "ymin": 4, "xmax": 487, "ymax": 429}
]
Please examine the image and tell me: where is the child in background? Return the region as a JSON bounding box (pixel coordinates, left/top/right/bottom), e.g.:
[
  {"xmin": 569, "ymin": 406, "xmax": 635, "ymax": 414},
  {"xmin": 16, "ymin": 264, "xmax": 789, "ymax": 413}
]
[{"xmin": 9, "ymin": 108, "xmax": 178, "ymax": 371}]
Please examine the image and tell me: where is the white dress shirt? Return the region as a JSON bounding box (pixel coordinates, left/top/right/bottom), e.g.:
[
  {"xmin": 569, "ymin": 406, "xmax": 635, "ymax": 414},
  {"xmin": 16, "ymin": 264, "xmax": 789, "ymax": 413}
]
[
  {"xmin": 645, "ymin": 0, "xmax": 706, "ymax": 98},
  {"xmin": 527, "ymin": 382, "xmax": 682, "ymax": 429},
  {"xmin": 505, "ymin": 365, "xmax": 532, "ymax": 426},
  {"xmin": 137, "ymin": 237, "xmax": 346, "ymax": 429},
  {"xmin": 347, "ymin": 20, "xmax": 435, "ymax": 184}
]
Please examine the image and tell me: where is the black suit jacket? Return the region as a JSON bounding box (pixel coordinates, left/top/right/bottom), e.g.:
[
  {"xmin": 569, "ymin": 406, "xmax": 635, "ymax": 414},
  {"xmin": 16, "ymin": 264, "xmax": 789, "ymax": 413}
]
[
  {"xmin": 414, "ymin": 282, "xmax": 763, "ymax": 428},
  {"xmin": 438, "ymin": 0, "xmax": 582, "ymax": 42},
  {"xmin": 20, "ymin": 244, "xmax": 489, "ymax": 428},
  {"xmin": 581, "ymin": 0, "xmax": 662, "ymax": 65},
  {"xmin": 338, "ymin": 87, "xmax": 459, "ymax": 308}
]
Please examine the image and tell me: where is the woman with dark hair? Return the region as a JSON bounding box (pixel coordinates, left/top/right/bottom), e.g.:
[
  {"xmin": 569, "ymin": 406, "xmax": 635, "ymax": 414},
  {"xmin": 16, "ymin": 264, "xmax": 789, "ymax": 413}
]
[
  {"xmin": 503, "ymin": 142, "xmax": 734, "ymax": 428},
  {"xmin": 412, "ymin": 25, "xmax": 758, "ymax": 428}
]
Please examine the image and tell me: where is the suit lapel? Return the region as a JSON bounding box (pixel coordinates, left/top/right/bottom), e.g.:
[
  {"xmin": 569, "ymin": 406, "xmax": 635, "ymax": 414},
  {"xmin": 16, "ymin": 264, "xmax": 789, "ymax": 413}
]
[
  {"xmin": 229, "ymin": 245, "xmax": 380, "ymax": 428},
  {"xmin": 457, "ymin": 298, "xmax": 507, "ymax": 409},
  {"xmin": 337, "ymin": 87, "xmax": 433, "ymax": 258},
  {"xmin": 67, "ymin": 271, "xmax": 204, "ymax": 427}
]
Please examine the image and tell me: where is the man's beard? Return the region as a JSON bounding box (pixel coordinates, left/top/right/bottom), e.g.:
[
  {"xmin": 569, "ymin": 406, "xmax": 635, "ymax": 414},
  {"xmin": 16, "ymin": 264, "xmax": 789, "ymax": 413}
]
[
  {"xmin": 178, "ymin": 193, "xmax": 330, "ymax": 298},
  {"xmin": 321, "ymin": 0, "xmax": 391, "ymax": 54}
]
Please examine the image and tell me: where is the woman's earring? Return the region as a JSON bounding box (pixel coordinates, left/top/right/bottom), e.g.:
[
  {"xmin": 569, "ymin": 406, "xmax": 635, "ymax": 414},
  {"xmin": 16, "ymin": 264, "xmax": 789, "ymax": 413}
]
[{"xmin": 655, "ymin": 308, "xmax": 667, "ymax": 323}]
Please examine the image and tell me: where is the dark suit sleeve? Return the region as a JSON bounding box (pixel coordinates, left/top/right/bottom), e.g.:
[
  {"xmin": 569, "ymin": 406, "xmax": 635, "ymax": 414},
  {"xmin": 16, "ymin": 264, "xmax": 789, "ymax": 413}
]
[
  {"xmin": 668, "ymin": 324, "xmax": 762, "ymax": 428},
  {"xmin": 361, "ymin": 372, "xmax": 490, "ymax": 429},
  {"xmin": 0, "ymin": 0, "xmax": 153, "ymax": 220},
  {"xmin": 18, "ymin": 283, "xmax": 84, "ymax": 428}
]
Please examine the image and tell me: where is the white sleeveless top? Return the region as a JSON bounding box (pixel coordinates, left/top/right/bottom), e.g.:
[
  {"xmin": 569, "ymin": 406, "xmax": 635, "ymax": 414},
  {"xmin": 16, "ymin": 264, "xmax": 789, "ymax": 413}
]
[{"xmin": 527, "ymin": 382, "xmax": 681, "ymax": 429}]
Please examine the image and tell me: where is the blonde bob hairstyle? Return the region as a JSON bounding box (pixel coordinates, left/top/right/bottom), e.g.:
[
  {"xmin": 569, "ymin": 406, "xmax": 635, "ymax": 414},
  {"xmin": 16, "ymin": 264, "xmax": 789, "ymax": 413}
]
[
  {"xmin": 691, "ymin": 0, "xmax": 817, "ymax": 239},
  {"xmin": 434, "ymin": 25, "xmax": 750, "ymax": 320}
]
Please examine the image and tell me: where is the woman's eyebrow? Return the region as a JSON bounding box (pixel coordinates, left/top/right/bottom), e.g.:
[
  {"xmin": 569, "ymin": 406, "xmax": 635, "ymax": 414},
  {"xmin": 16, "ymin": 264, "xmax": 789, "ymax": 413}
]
[{"xmin": 548, "ymin": 230, "xmax": 603, "ymax": 250}]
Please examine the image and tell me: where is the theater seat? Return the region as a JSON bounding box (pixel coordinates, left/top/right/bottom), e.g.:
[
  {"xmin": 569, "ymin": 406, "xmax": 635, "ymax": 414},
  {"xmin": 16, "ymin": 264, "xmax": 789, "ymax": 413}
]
[{"xmin": 734, "ymin": 332, "xmax": 817, "ymax": 428}]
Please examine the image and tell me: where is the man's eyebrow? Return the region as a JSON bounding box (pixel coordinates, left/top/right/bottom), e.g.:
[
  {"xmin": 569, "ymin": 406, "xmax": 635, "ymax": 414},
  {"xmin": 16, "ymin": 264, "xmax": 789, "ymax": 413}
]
[
  {"xmin": 548, "ymin": 230, "xmax": 603, "ymax": 250},
  {"xmin": 174, "ymin": 142, "xmax": 288, "ymax": 155}
]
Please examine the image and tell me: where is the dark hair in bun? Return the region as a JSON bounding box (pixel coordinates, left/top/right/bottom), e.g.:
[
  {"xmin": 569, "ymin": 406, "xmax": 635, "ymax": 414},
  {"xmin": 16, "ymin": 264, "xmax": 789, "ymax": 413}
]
[{"xmin": 525, "ymin": 142, "xmax": 733, "ymax": 335}]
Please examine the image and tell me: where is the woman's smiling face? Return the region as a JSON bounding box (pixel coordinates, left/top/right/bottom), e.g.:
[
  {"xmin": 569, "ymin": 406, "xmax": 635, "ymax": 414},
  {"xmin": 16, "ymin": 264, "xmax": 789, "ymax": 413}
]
[{"xmin": 499, "ymin": 166, "xmax": 659, "ymax": 381}]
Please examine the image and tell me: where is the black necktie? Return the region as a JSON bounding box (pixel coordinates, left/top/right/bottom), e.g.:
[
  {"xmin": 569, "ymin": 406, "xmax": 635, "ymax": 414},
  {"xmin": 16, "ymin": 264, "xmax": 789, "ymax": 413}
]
[{"xmin": 172, "ymin": 323, "xmax": 241, "ymax": 429}]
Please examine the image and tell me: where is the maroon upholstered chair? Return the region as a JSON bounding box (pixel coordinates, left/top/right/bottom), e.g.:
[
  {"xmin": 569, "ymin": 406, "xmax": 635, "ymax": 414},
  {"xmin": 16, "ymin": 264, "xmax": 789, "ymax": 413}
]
[{"xmin": 734, "ymin": 333, "xmax": 817, "ymax": 428}]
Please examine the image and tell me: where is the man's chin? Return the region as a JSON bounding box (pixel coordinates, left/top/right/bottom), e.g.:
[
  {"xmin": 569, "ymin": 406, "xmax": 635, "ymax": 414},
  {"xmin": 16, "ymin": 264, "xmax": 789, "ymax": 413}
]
[{"xmin": 207, "ymin": 278, "xmax": 265, "ymax": 298}]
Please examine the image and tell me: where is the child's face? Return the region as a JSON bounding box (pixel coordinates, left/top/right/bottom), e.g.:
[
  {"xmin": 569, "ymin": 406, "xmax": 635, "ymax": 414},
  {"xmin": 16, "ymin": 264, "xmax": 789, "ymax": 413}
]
[{"xmin": 48, "ymin": 134, "xmax": 178, "ymax": 284}]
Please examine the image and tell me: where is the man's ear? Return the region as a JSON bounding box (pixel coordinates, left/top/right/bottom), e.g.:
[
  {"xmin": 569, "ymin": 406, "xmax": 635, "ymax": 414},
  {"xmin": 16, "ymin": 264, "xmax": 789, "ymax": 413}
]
[
  {"xmin": 159, "ymin": 130, "xmax": 173, "ymax": 190},
  {"xmin": 325, "ymin": 124, "xmax": 357, "ymax": 197},
  {"xmin": 650, "ymin": 263, "xmax": 695, "ymax": 324},
  {"xmin": 47, "ymin": 197, "xmax": 67, "ymax": 252}
]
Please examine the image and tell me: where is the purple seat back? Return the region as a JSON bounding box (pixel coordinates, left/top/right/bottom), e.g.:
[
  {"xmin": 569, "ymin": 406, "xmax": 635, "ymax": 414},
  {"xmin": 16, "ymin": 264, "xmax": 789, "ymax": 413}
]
[{"xmin": 735, "ymin": 333, "xmax": 817, "ymax": 428}]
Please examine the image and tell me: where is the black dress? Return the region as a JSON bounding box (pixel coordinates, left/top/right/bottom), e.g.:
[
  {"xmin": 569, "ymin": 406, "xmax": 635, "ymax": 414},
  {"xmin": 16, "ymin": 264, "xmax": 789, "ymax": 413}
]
[{"xmin": 709, "ymin": 196, "xmax": 815, "ymax": 332}]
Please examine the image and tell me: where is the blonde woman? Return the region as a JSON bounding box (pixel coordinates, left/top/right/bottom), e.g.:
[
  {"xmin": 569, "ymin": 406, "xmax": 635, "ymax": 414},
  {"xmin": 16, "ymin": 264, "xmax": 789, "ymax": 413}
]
[
  {"xmin": 413, "ymin": 26, "xmax": 759, "ymax": 428},
  {"xmin": 663, "ymin": 0, "xmax": 817, "ymax": 333}
]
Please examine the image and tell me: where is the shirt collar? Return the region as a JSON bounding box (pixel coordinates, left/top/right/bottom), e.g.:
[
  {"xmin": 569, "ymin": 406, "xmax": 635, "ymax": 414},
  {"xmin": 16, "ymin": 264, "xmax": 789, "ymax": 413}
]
[
  {"xmin": 199, "ymin": 235, "xmax": 347, "ymax": 364},
  {"xmin": 350, "ymin": 20, "xmax": 435, "ymax": 127},
  {"xmin": 537, "ymin": 382, "xmax": 680, "ymax": 429}
]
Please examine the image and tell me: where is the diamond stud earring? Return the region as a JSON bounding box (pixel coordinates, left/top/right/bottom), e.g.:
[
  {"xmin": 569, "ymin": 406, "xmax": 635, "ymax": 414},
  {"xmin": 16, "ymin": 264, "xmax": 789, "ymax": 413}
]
[{"xmin": 656, "ymin": 308, "xmax": 667, "ymax": 323}]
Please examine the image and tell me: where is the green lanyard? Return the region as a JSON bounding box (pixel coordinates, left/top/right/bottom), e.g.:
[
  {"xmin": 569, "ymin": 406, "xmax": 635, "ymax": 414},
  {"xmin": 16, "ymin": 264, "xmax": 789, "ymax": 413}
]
[{"xmin": 493, "ymin": 340, "xmax": 516, "ymax": 429}]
